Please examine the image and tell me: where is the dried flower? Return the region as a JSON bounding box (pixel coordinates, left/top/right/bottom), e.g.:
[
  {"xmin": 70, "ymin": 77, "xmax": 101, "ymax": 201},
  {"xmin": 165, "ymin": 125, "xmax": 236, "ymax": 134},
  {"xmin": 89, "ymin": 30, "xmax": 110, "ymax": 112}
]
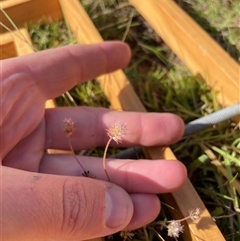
[
  {"xmin": 106, "ymin": 121, "xmax": 127, "ymax": 144},
  {"xmin": 156, "ymin": 207, "xmax": 202, "ymax": 239},
  {"xmin": 63, "ymin": 118, "xmax": 89, "ymax": 177},
  {"xmin": 167, "ymin": 221, "xmax": 184, "ymax": 238},
  {"xmin": 103, "ymin": 121, "xmax": 127, "ymax": 181},
  {"xmin": 120, "ymin": 230, "xmax": 134, "ymax": 241},
  {"xmin": 63, "ymin": 118, "xmax": 76, "ymax": 137},
  {"xmin": 188, "ymin": 208, "xmax": 202, "ymax": 221}
]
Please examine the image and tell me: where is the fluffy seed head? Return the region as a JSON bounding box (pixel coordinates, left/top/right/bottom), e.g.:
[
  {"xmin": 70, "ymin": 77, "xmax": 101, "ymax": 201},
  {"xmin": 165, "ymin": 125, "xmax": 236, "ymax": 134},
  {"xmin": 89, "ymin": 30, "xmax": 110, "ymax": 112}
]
[
  {"xmin": 188, "ymin": 208, "xmax": 202, "ymax": 221},
  {"xmin": 167, "ymin": 221, "xmax": 184, "ymax": 238},
  {"xmin": 63, "ymin": 118, "xmax": 76, "ymax": 137},
  {"xmin": 107, "ymin": 121, "xmax": 127, "ymax": 144}
]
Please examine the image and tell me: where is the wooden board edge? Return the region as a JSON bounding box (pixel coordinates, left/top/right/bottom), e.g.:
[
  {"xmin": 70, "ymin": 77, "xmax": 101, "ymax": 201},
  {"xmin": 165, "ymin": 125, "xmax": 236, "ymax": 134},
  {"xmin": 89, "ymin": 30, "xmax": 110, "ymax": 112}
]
[{"xmin": 129, "ymin": 0, "xmax": 240, "ymax": 109}]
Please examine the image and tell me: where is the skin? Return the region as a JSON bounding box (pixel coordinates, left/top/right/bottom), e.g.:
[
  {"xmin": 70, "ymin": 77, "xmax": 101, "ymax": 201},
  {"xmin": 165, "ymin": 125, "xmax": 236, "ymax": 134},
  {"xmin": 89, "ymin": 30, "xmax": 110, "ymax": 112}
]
[{"xmin": 0, "ymin": 41, "xmax": 187, "ymax": 241}]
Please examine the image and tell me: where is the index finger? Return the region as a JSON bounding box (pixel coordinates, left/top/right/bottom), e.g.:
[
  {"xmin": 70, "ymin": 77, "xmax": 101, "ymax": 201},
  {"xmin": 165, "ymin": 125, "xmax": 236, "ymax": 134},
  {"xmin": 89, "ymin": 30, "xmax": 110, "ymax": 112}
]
[{"xmin": 3, "ymin": 41, "xmax": 131, "ymax": 99}]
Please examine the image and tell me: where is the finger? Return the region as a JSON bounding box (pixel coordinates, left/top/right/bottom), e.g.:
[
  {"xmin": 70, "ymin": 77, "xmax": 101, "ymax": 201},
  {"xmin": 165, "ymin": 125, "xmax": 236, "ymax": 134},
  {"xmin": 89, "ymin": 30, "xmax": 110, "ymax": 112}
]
[
  {"xmin": 2, "ymin": 166, "xmax": 134, "ymax": 241},
  {"xmin": 3, "ymin": 42, "xmax": 131, "ymax": 99},
  {"xmin": 45, "ymin": 107, "xmax": 184, "ymax": 150},
  {"xmin": 40, "ymin": 155, "xmax": 187, "ymax": 193},
  {"xmin": 127, "ymin": 194, "xmax": 160, "ymax": 230}
]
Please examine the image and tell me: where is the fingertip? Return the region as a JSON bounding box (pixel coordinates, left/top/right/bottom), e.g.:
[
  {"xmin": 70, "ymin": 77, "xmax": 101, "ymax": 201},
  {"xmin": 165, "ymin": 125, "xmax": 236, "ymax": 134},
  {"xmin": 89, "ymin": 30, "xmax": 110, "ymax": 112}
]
[
  {"xmin": 100, "ymin": 41, "xmax": 132, "ymax": 70},
  {"xmin": 162, "ymin": 114, "xmax": 185, "ymax": 144},
  {"xmin": 135, "ymin": 113, "xmax": 185, "ymax": 146},
  {"xmin": 159, "ymin": 160, "xmax": 187, "ymax": 191},
  {"xmin": 175, "ymin": 114, "xmax": 185, "ymax": 139},
  {"xmin": 173, "ymin": 160, "xmax": 187, "ymax": 189},
  {"xmin": 126, "ymin": 194, "xmax": 160, "ymax": 230}
]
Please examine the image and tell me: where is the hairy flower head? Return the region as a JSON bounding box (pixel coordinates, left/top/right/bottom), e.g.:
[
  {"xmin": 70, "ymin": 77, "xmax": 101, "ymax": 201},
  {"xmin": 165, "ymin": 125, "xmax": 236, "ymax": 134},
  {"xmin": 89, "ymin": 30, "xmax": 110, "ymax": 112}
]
[
  {"xmin": 107, "ymin": 121, "xmax": 127, "ymax": 144},
  {"xmin": 188, "ymin": 208, "xmax": 201, "ymax": 221},
  {"xmin": 120, "ymin": 230, "xmax": 134, "ymax": 240},
  {"xmin": 167, "ymin": 221, "xmax": 184, "ymax": 238},
  {"xmin": 63, "ymin": 118, "xmax": 76, "ymax": 137}
]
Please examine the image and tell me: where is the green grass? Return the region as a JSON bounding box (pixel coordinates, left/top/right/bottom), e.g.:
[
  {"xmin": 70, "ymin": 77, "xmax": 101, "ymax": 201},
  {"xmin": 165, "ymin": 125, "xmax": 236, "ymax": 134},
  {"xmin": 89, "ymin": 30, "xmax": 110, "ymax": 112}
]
[{"xmin": 3, "ymin": 0, "xmax": 239, "ymax": 240}]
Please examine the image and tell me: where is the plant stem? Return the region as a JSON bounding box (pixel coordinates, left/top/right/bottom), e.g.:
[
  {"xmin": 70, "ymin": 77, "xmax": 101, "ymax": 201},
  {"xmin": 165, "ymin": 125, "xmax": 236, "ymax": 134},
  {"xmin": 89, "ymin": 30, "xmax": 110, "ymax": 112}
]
[
  {"xmin": 103, "ymin": 138, "xmax": 112, "ymax": 182},
  {"xmin": 67, "ymin": 137, "xmax": 87, "ymax": 174},
  {"xmin": 223, "ymin": 151, "xmax": 240, "ymax": 224},
  {"xmin": 210, "ymin": 145, "xmax": 240, "ymax": 165}
]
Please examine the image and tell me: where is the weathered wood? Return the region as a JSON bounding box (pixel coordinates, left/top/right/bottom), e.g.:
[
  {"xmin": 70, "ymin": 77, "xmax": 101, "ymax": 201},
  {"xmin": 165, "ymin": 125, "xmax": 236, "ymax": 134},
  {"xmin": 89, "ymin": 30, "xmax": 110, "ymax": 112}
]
[
  {"xmin": 60, "ymin": 0, "xmax": 225, "ymax": 240},
  {"xmin": 129, "ymin": 0, "xmax": 240, "ymax": 109}
]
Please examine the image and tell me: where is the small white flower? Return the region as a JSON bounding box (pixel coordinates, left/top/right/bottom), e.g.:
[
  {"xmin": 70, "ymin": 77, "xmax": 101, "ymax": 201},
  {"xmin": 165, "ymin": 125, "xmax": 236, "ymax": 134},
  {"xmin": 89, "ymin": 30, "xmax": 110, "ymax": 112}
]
[
  {"xmin": 120, "ymin": 230, "xmax": 134, "ymax": 240},
  {"xmin": 63, "ymin": 118, "xmax": 76, "ymax": 137},
  {"xmin": 106, "ymin": 121, "xmax": 127, "ymax": 144},
  {"xmin": 167, "ymin": 221, "xmax": 184, "ymax": 238},
  {"xmin": 189, "ymin": 208, "xmax": 201, "ymax": 221}
]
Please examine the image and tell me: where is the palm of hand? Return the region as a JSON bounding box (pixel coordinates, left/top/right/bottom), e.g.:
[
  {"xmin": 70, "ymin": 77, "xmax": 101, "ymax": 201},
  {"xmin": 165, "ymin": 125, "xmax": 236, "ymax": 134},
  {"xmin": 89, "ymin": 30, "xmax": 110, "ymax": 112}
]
[{"xmin": 1, "ymin": 42, "xmax": 187, "ymax": 240}]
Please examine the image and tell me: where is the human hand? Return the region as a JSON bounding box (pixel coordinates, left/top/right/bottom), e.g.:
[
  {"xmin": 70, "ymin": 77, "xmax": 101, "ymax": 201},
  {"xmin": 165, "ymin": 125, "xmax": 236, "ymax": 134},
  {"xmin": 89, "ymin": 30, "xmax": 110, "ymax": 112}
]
[{"xmin": 1, "ymin": 42, "xmax": 187, "ymax": 241}]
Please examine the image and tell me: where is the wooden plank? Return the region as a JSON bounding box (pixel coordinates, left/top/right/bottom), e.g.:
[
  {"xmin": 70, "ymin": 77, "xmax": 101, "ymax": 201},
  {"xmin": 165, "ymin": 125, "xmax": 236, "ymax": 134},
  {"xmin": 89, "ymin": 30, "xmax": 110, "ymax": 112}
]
[
  {"xmin": 129, "ymin": 0, "xmax": 240, "ymax": 109},
  {"xmin": 60, "ymin": 1, "xmax": 225, "ymax": 240},
  {"xmin": 0, "ymin": 0, "xmax": 63, "ymax": 33},
  {"xmin": 0, "ymin": 32, "xmax": 16, "ymax": 59},
  {"xmin": 13, "ymin": 27, "xmax": 34, "ymax": 56},
  {"xmin": 0, "ymin": 41, "xmax": 16, "ymax": 59}
]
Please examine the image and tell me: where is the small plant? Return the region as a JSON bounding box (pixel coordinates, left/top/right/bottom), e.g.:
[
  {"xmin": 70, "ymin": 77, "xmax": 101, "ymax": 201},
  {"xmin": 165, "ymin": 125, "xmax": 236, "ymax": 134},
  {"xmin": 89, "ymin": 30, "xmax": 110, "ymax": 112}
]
[
  {"xmin": 63, "ymin": 118, "xmax": 89, "ymax": 176},
  {"xmin": 104, "ymin": 121, "xmax": 127, "ymax": 181},
  {"xmin": 160, "ymin": 207, "xmax": 202, "ymax": 239},
  {"xmin": 118, "ymin": 208, "xmax": 202, "ymax": 240},
  {"xmin": 63, "ymin": 119, "xmax": 127, "ymax": 180},
  {"xmin": 120, "ymin": 230, "xmax": 135, "ymax": 241}
]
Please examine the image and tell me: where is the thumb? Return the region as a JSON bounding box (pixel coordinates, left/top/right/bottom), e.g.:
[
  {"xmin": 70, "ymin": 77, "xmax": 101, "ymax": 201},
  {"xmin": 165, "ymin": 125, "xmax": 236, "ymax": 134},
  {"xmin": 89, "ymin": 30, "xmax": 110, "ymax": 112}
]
[{"xmin": 1, "ymin": 167, "xmax": 133, "ymax": 241}]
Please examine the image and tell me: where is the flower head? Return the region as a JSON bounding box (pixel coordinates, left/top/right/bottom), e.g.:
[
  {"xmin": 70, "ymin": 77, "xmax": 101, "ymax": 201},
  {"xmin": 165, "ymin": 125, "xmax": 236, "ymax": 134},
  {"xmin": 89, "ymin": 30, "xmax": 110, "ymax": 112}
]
[
  {"xmin": 63, "ymin": 118, "xmax": 76, "ymax": 137},
  {"xmin": 188, "ymin": 208, "xmax": 201, "ymax": 221},
  {"xmin": 120, "ymin": 230, "xmax": 134, "ymax": 241},
  {"xmin": 167, "ymin": 221, "xmax": 184, "ymax": 238},
  {"xmin": 106, "ymin": 121, "xmax": 127, "ymax": 144}
]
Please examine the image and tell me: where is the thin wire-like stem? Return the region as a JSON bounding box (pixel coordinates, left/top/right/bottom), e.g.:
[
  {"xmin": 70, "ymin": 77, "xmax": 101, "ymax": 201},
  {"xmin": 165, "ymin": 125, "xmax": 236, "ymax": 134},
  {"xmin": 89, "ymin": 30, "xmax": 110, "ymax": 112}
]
[
  {"xmin": 143, "ymin": 226, "xmax": 150, "ymax": 241},
  {"xmin": 1, "ymin": 7, "xmax": 28, "ymax": 42},
  {"xmin": 67, "ymin": 137, "xmax": 87, "ymax": 173},
  {"xmin": 103, "ymin": 138, "xmax": 112, "ymax": 182},
  {"xmin": 213, "ymin": 212, "xmax": 237, "ymax": 220},
  {"xmin": 121, "ymin": 9, "xmax": 134, "ymax": 42},
  {"xmin": 0, "ymin": 22, "xmax": 37, "ymax": 52}
]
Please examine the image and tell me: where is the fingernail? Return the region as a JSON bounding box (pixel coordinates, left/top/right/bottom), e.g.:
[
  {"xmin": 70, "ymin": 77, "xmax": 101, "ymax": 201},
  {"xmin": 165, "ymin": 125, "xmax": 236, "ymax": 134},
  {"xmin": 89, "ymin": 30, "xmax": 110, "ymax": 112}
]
[{"xmin": 105, "ymin": 186, "xmax": 132, "ymax": 228}]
